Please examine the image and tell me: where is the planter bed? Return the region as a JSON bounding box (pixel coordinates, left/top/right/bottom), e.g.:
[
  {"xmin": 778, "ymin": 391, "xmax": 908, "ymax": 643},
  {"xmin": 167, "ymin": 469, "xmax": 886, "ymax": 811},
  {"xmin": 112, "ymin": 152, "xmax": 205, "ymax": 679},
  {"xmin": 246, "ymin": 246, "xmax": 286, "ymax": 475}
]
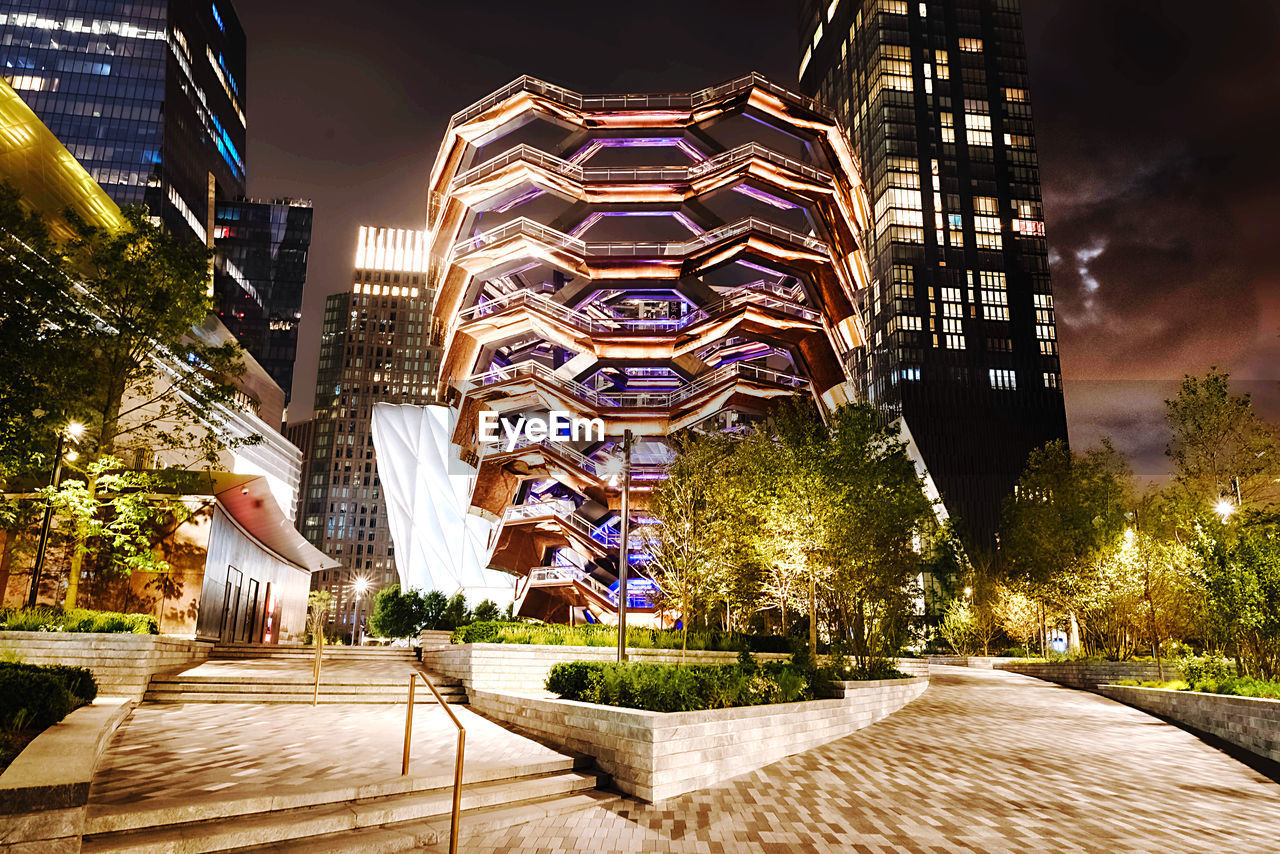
[
  {"xmin": 1098, "ymin": 684, "xmax": 1280, "ymax": 765},
  {"xmin": 998, "ymin": 661, "xmax": 1177, "ymax": 691},
  {"xmin": 0, "ymin": 632, "xmax": 211, "ymax": 698},
  {"xmin": 470, "ymin": 675, "xmax": 928, "ymax": 802},
  {"xmin": 420, "ymin": 643, "xmax": 791, "ymax": 694},
  {"xmin": 421, "ymin": 642, "xmax": 928, "ymax": 694}
]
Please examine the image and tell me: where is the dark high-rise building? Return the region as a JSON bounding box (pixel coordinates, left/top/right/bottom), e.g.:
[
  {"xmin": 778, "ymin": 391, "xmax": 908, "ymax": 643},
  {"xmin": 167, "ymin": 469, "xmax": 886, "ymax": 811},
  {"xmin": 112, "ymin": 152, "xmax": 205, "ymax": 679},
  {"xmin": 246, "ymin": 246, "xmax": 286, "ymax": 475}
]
[
  {"xmin": 297, "ymin": 226, "xmax": 442, "ymax": 636},
  {"xmin": 798, "ymin": 0, "xmax": 1067, "ymax": 544},
  {"xmin": 213, "ymin": 198, "xmax": 313, "ymax": 405},
  {"xmin": 0, "ymin": 0, "xmax": 247, "ymax": 246}
]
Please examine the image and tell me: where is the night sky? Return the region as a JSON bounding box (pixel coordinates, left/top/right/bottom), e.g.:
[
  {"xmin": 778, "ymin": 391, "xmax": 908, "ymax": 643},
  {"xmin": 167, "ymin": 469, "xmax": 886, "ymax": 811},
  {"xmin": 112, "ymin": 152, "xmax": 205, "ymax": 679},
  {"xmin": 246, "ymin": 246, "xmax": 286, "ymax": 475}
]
[{"xmin": 237, "ymin": 1, "xmax": 1280, "ymax": 477}]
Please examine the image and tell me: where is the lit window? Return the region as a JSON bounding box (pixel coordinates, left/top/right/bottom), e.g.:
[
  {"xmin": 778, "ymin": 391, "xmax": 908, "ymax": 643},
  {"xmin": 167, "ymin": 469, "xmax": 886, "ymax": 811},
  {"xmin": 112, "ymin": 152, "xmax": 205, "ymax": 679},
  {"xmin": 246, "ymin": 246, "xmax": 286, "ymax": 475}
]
[
  {"xmin": 959, "ymin": 38, "xmax": 983, "ymax": 52},
  {"xmin": 1043, "ymin": 372, "xmax": 1061, "ymax": 389},
  {"xmin": 989, "ymin": 369, "xmax": 1016, "ymax": 390},
  {"xmin": 1005, "ymin": 87, "xmax": 1028, "ymax": 102}
]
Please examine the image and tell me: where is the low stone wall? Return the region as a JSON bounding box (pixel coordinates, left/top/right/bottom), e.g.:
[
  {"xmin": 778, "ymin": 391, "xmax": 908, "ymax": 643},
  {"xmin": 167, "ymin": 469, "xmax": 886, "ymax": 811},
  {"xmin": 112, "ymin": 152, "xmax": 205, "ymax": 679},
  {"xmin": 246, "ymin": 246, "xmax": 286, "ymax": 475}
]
[
  {"xmin": 1098, "ymin": 684, "xmax": 1280, "ymax": 764},
  {"xmin": 0, "ymin": 697, "xmax": 132, "ymax": 851},
  {"xmin": 927, "ymin": 656, "xmax": 1016, "ymax": 669},
  {"xmin": 997, "ymin": 661, "xmax": 1177, "ymax": 690},
  {"xmin": 893, "ymin": 659, "xmax": 929, "ymax": 678},
  {"xmin": 471, "ymin": 676, "xmax": 928, "ymax": 802},
  {"xmin": 420, "ymin": 643, "xmax": 790, "ymax": 693},
  {"xmin": 0, "ymin": 632, "xmax": 211, "ymax": 698}
]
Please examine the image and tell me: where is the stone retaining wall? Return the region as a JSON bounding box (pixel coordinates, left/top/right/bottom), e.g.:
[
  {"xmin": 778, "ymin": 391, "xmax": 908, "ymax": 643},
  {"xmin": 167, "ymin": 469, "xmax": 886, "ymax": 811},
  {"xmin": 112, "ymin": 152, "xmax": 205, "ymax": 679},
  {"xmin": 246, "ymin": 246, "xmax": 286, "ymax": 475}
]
[
  {"xmin": 0, "ymin": 632, "xmax": 211, "ymax": 698},
  {"xmin": 470, "ymin": 676, "xmax": 928, "ymax": 802},
  {"xmin": 0, "ymin": 697, "xmax": 132, "ymax": 851},
  {"xmin": 928, "ymin": 656, "xmax": 1016, "ymax": 669},
  {"xmin": 1098, "ymin": 684, "xmax": 1280, "ymax": 764},
  {"xmin": 997, "ymin": 661, "xmax": 1177, "ymax": 690}
]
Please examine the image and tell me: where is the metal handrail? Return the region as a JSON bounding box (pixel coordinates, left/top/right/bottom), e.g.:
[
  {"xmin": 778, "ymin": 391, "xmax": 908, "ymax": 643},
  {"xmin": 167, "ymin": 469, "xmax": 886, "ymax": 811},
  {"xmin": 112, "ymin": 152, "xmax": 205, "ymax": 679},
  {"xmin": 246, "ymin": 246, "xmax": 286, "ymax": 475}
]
[
  {"xmin": 450, "ymin": 140, "xmax": 831, "ymax": 192},
  {"xmin": 467, "ymin": 359, "xmax": 810, "ymax": 410},
  {"xmin": 403, "ymin": 671, "xmax": 466, "ymax": 854},
  {"xmin": 448, "ymin": 72, "xmax": 831, "ymax": 130},
  {"xmin": 456, "ymin": 282, "xmax": 821, "ymax": 332},
  {"xmin": 451, "ymin": 215, "xmax": 829, "ymax": 264}
]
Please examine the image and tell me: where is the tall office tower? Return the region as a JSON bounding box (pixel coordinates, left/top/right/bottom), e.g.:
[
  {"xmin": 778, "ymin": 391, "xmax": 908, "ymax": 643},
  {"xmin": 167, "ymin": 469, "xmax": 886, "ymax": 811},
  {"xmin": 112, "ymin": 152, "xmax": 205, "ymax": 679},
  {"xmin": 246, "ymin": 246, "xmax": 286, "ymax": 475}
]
[
  {"xmin": 213, "ymin": 198, "xmax": 314, "ymax": 405},
  {"xmin": 798, "ymin": 0, "xmax": 1067, "ymax": 544},
  {"xmin": 372, "ymin": 74, "xmax": 872, "ymax": 623},
  {"xmin": 298, "ymin": 227, "xmax": 442, "ymax": 636},
  {"xmin": 0, "ymin": 0, "xmax": 247, "ymax": 246}
]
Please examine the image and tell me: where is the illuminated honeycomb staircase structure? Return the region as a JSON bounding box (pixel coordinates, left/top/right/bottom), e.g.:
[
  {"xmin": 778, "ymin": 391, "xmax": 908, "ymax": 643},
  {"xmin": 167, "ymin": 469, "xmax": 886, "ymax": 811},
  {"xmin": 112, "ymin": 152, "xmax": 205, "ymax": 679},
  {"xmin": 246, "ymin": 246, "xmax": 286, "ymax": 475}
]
[{"xmin": 423, "ymin": 74, "xmax": 873, "ymax": 624}]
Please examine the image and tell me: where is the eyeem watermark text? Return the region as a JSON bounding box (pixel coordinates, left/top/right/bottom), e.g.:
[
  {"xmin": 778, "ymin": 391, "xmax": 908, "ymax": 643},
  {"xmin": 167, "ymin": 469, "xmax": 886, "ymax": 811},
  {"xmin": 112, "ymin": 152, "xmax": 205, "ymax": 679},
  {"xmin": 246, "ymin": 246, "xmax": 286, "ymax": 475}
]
[{"xmin": 478, "ymin": 410, "xmax": 605, "ymax": 452}]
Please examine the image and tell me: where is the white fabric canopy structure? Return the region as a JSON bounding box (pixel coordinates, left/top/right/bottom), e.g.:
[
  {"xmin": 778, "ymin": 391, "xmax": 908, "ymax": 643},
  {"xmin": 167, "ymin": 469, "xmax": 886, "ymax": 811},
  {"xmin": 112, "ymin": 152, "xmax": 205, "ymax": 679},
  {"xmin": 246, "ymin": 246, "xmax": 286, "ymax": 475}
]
[{"xmin": 370, "ymin": 403, "xmax": 514, "ymax": 607}]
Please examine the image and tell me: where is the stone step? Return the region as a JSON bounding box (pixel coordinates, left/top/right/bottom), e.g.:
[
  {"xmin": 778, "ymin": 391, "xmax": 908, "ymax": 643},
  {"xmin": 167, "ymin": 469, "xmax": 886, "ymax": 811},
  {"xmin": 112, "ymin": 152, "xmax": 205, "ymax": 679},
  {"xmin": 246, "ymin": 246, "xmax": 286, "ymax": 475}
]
[
  {"xmin": 82, "ymin": 770, "xmax": 607, "ymax": 854},
  {"xmin": 148, "ymin": 676, "xmax": 462, "ymax": 687},
  {"xmin": 246, "ymin": 789, "xmax": 621, "ymax": 853},
  {"xmin": 141, "ymin": 690, "xmax": 467, "ymax": 705}
]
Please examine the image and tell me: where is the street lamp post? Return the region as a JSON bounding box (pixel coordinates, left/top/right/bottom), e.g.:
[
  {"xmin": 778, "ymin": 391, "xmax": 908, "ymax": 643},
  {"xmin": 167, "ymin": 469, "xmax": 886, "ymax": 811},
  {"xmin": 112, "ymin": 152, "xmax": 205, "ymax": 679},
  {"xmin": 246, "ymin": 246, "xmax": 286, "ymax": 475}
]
[
  {"xmin": 28, "ymin": 422, "xmax": 83, "ymax": 608},
  {"xmin": 616, "ymin": 430, "xmax": 633, "ymax": 664}
]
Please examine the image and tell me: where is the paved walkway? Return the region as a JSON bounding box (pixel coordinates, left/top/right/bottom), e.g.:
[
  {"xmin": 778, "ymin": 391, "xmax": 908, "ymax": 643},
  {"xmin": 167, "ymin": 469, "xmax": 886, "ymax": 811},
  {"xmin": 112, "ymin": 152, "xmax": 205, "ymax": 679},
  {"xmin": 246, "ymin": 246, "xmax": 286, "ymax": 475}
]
[
  {"xmin": 88, "ymin": 703, "xmax": 570, "ymax": 811},
  {"xmin": 464, "ymin": 666, "xmax": 1280, "ymax": 853}
]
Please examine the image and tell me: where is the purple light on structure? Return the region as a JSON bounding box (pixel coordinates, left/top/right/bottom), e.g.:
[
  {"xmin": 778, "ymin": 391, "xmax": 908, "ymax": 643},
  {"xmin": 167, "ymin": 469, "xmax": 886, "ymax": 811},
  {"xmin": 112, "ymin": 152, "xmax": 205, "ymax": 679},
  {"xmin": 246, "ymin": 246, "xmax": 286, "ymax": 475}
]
[
  {"xmin": 566, "ymin": 137, "xmax": 706, "ymax": 164},
  {"xmin": 734, "ymin": 184, "xmax": 799, "ymax": 210},
  {"xmin": 493, "ymin": 186, "xmax": 543, "ymax": 214},
  {"xmin": 568, "ymin": 210, "xmax": 704, "ymax": 237}
]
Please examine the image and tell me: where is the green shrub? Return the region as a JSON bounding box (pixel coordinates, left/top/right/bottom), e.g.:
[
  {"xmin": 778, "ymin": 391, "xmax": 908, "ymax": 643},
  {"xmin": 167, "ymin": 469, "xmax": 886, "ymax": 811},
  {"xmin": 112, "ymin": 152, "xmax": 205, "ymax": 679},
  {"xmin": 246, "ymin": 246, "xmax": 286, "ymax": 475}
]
[
  {"xmin": 449, "ymin": 621, "xmax": 791, "ymax": 652},
  {"xmin": 545, "ymin": 660, "xmax": 836, "ymax": 712},
  {"xmin": 1180, "ymin": 653, "xmax": 1234, "ymax": 683},
  {"xmin": 1190, "ymin": 675, "xmax": 1280, "ymax": 700},
  {"xmin": 0, "ymin": 661, "xmax": 101, "ymax": 728},
  {"xmin": 0, "ymin": 607, "xmax": 157, "ymax": 635},
  {"xmin": 545, "ymin": 661, "xmax": 604, "ymax": 702}
]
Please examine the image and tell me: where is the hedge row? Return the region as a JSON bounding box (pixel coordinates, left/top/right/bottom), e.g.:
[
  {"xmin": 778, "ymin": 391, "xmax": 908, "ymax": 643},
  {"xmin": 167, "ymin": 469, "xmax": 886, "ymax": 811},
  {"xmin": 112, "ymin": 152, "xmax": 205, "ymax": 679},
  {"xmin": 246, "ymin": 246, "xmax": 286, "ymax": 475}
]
[
  {"xmin": 0, "ymin": 662, "xmax": 98, "ymax": 729},
  {"xmin": 451, "ymin": 621, "xmax": 792, "ymax": 653},
  {"xmin": 0, "ymin": 606, "xmax": 158, "ymax": 634},
  {"xmin": 545, "ymin": 658, "xmax": 835, "ymax": 712}
]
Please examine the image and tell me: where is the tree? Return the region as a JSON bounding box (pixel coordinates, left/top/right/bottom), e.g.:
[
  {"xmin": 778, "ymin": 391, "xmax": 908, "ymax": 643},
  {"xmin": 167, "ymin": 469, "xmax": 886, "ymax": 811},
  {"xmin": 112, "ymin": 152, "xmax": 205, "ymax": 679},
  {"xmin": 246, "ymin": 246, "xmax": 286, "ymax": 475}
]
[
  {"xmin": 0, "ymin": 184, "xmax": 95, "ymax": 477},
  {"xmin": 306, "ymin": 590, "xmax": 333, "ymax": 646},
  {"xmin": 471, "ymin": 599, "xmax": 502, "ymax": 623},
  {"xmin": 441, "ymin": 592, "xmax": 469, "ymax": 629},
  {"xmin": 64, "ymin": 207, "xmax": 246, "ymax": 463},
  {"xmin": 819, "ymin": 404, "xmax": 933, "ymax": 668},
  {"xmin": 421, "ymin": 590, "xmax": 449, "ymax": 629},
  {"xmin": 644, "ymin": 430, "xmax": 738, "ymax": 655},
  {"xmin": 45, "ymin": 457, "xmax": 185, "ymax": 607},
  {"xmin": 1192, "ymin": 513, "xmax": 1280, "ymax": 679},
  {"xmin": 939, "ymin": 598, "xmax": 977, "ymax": 656},
  {"xmin": 1001, "ymin": 439, "xmax": 1130, "ymax": 655},
  {"xmin": 1165, "ymin": 368, "xmax": 1280, "ymax": 512},
  {"xmin": 995, "ymin": 583, "xmax": 1041, "ymax": 653},
  {"xmin": 368, "ymin": 585, "xmax": 427, "ymax": 638}
]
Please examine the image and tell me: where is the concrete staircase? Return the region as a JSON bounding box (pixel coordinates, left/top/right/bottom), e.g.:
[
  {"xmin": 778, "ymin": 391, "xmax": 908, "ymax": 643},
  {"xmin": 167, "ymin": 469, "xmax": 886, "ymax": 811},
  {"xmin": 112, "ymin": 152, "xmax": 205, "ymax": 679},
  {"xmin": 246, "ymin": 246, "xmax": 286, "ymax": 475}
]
[
  {"xmin": 82, "ymin": 761, "xmax": 618, "ymax": 853},
  {"xmin": 141, "ymin": 674, "xmax": 467, "ymax": 704},
  {"xmin": 208, "ymin": 643, "xmax": 420, "ymax": 662},
  {"xmin": 142, "ymin": 643, "xmax": 467, "ymax": 705}
]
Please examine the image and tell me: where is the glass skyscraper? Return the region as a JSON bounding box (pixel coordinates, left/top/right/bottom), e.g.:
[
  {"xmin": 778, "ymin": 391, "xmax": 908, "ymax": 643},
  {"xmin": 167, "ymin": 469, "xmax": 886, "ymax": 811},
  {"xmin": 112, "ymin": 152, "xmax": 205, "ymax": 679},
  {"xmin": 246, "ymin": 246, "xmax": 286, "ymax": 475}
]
[
  {"xmin": 213, "ymin": 198, "xmax": 313, "ymax": 405},
  {"xmin": 798, "ymin": 0, "xmax": 1067, "ymax": 544},
  {"xmin": 0, "ymin": 0, "xmax": 247, "ymax": 246}
]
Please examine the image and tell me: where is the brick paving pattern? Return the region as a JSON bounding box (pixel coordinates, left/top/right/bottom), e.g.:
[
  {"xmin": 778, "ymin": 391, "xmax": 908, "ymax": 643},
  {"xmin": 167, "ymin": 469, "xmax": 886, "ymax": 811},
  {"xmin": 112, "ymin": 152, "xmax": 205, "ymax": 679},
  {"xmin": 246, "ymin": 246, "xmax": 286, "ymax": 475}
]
[{"xmin": 464, "ymin": 666, "xmax": 1280, "ymax": 853}]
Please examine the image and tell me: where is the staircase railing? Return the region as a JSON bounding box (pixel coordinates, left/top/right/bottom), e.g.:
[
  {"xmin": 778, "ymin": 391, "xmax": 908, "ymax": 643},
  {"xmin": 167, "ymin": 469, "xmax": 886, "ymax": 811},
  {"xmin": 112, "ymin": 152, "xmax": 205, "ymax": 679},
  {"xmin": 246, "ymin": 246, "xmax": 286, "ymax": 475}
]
[{"xmin": 402, "ymin": 671, "xmax": 466, "ymax": 854}]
